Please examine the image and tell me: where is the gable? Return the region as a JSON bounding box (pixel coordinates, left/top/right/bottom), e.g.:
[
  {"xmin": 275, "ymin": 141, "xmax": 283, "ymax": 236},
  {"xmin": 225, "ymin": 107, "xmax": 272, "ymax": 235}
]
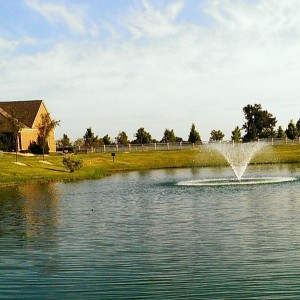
[{"xmin": 0, "ymin": 100, "xmax": 43, "ymax": 128}]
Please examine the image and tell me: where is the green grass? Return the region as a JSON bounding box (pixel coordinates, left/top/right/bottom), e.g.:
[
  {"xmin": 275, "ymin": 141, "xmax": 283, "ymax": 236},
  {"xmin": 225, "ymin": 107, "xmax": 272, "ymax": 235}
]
[{"xmin": 0, "ymin": 144, "xmax": 299, "ymax": 186}]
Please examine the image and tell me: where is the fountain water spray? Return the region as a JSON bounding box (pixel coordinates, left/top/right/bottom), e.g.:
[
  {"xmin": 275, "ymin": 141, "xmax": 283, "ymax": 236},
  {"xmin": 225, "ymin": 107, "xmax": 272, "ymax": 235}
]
[{"xmin": 208, "ymin": 142, "xmax": 268, "ymax": 181}]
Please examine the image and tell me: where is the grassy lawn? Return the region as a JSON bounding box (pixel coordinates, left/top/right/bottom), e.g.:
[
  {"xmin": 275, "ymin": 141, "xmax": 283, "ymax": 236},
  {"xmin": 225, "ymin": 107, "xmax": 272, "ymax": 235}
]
[{"xmin": 0, "ymin": 144, "xmax": 299, "ymax": 186}]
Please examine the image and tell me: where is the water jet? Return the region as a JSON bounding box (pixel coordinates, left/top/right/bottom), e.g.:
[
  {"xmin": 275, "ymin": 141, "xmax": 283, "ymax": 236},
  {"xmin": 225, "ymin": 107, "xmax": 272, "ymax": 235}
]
[{"xmin": 208, "ymin": 142, "xmax": 267, "ymax": 181}]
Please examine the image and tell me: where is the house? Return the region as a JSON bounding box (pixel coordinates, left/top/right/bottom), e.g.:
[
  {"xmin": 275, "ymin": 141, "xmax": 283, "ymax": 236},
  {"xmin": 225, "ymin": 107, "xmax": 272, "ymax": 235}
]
[{"xmin": 0, "ymin": 100, "xmax": 56, "ymax": 152}]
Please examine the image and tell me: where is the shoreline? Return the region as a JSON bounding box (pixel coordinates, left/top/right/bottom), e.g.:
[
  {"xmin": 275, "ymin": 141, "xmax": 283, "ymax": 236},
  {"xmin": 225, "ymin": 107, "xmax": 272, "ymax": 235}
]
[{"xmin": 0, "ymin": 145, "xmax": 299, "ymax": 187}]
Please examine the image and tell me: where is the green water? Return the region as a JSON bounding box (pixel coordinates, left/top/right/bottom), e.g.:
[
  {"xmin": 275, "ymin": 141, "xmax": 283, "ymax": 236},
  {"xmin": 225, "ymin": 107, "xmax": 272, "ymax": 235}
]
[{"xmin": 0, "ymin": 164, "xmax": 300, "ymax": 299}]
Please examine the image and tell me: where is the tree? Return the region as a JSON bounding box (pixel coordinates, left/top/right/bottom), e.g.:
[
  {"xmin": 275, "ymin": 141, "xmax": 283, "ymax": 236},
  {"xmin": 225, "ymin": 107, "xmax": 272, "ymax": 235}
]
[
  {"xmin": 57, "ymin": 134, "xmax": 71, "ymax": 151},
  {"xmin": 209, "ymin": 129, "xmax": 225, "ymax": 141},
  {"xmin": 73, "ymin": 138, "xmax": 84, "ymax": 149},
  {"xmin": 285, "ymin": 120, "xmax": 298, "ymax": 140},
  {"xmin": 103, "ymin": 134, "xmax": 112, "ymax": 145},
  {"xmin": 95, "ymin": 137, "xmax": 104, "ymax": 147},
  {"xmin": 116, "ymin": 131, "xmax": 129, "ymax": 145},
  {"xmin": 83, "ymin": 127, "xmax": 98, "ymax": 152},
  {"xmin": 242, "ymin": 103, "xmax": 277, "ymax": 141},
  {"xmin": 133, "ymin": 127, "xmax": 152, "ymax": 144},
  {"xmin": 296, "ymin": 119, "xmax": 300, "ymax": 136},
  {"xmin": 188, "ymin": 123, "xmax": 201, "ymax": 143},
  {"xmin": 260, "ymin": 127, "xmax": 277, "ymax": 139},
  {"xmin": 161, "ymin": 129, "xmax": 176, "ymax": 143},
  {"xmin": 37, "ymin": 113, "xmax": 60, "ymax": 161},
  {"xmin": 4, "ymin": 108, "xmax": 26, "ymax": 162},
  {"xmin": 276, "ymin": 126, "xmax": 286, "ymax": 139},
  {"xmin": 231, "ymin": 126, "xmax": 241, "ymax": 143}
]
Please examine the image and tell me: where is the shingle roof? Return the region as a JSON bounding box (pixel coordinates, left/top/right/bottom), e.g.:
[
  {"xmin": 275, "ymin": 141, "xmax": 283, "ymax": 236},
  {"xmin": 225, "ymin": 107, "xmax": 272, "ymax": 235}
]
[{"xmin": 0, "ymin": 100, "xmax": 43, "ymax": 128}]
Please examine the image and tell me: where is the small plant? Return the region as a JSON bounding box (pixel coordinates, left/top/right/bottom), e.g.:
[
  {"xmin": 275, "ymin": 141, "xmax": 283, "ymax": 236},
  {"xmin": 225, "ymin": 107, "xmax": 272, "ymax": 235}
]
[{"xmin": 62, "ymin": 156, "xmax": 83, "ymax": 173}]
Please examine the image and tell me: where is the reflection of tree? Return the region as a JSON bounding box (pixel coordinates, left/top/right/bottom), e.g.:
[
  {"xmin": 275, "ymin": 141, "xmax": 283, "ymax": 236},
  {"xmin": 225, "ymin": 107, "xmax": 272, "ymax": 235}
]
[
  {"xmin": 0, "ymin": 187, "xmax": 24, "ymax": 237},
  {"xmin": 20, "ymin": 183, "xmax": 61, "ymax": 276},
  {"xmin": 0, "ymin": 183, "xmax": 61, "ymax": 276},
  {"xmin": 0, "ymin": 183, "xmax": 60, "ymax": 238},
  {"xmin": 18, "ymin": 183, "xmax": 60, "ymax": 238}
]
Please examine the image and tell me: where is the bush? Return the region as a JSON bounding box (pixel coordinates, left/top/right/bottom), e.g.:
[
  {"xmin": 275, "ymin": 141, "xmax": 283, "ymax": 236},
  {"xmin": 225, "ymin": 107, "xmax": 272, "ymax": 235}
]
[
  {"xmin": 29, "ymin": 136, "xmax": 49, "ymax": 154},
  {"xmin": 62, "ymin": 156, "xmax": 83, "ymax": 173}
]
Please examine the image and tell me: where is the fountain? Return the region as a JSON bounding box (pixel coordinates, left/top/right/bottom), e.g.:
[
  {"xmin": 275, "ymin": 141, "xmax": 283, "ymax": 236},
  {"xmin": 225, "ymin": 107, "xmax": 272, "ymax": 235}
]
[
  {"xmin": 208, "ymin": 142, "xmax": 267, "ymax": 181},
  {"xmin": 177, "ymin": 141, "xmax": 297, "ymax": 186}
]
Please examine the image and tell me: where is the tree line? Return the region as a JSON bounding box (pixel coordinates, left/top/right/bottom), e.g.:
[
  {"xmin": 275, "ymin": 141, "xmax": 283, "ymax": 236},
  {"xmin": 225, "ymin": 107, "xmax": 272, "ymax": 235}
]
[{"xmin": 57, "ymin": 103, "xmax": 300, "ymax": 150}]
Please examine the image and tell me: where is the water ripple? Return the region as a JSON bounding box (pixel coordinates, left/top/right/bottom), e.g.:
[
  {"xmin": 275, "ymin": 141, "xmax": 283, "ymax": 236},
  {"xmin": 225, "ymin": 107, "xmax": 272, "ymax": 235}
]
[{"xmin": 1, "ymin": 167, "xmax": 300, "ymax": 298}]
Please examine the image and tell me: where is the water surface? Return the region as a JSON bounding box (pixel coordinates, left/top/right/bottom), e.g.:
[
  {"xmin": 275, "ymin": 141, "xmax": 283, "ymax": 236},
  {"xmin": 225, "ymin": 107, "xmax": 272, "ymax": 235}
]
[{"xmin": 1, "ymin": 164, "xmax": 300, "ymax": 299}]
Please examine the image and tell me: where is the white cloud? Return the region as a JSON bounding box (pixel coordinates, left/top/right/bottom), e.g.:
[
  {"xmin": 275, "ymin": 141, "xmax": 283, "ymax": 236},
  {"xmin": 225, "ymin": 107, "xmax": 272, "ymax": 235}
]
[
  {"xmin": 0, "ymin": 38, "xmax": 18, "ymax": 52},
  {"xmin": 25, "ymin": 0, "xmax": 89, "ymax": 34},
  {"xmin": 124, "ymin": 0, "xmax": 185, "ymax": 38},
  {"xmin": 2, "ymin": 0, "xmax": 300, "ymax": 140}
]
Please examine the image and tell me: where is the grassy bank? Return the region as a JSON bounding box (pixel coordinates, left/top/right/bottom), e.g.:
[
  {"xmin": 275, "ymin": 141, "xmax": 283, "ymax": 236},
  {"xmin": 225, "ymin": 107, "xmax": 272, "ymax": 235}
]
[{"xmin": 0, "ymin": 144, "xmax": 300, "ymax": 186}]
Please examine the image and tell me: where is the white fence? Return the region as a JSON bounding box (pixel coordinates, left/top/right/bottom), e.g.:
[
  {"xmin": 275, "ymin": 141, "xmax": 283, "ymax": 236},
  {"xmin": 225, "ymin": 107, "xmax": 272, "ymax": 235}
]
[
  {"xmin": 75, "ymin": 142, "xmax": 198, "ymax": 153},
  {"xmin": 73, "ymin": 138, "xmax": 300, "ymax": 154}
]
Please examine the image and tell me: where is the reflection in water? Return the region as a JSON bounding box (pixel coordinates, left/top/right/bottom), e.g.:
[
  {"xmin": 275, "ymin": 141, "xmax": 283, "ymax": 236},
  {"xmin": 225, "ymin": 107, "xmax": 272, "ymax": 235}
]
[
  {"xmin": 0, "ymin": 183, "xmax": 60, "ymax": 238},
  {"xmin": 0, "ymin": 183, "xmax": 60, "ymax": 282},
  {"xmin": 0, "ymin": 165, "xmax": 300, "ymax": 299},
  {"xmin": 19, "ymin": 183, "xmax": 60, "ymax": 237}
]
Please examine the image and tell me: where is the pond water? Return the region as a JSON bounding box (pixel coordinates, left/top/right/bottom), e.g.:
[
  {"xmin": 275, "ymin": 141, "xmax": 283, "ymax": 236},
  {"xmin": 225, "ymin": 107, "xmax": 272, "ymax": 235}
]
[{"xmin": 1, "ymin": 164, "xmax": 300, "ymax": 299}]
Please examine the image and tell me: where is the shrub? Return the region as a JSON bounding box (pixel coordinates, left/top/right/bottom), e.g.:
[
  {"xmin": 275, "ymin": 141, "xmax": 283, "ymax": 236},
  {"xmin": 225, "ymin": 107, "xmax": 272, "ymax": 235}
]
[
  {"xmin": 62, "ymin": 156, "xmax": 83, "ymax": 173},
  {"xmin": 29, "ymin": 136, "xmax": 49, "ymax": 154}
]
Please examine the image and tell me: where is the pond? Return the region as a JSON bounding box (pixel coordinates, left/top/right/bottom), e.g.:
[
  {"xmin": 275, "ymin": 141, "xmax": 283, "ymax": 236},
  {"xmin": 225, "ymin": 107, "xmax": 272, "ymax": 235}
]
[{"xmin": 1, "ymin": 164, "xmax": 300, "ymax": 299}]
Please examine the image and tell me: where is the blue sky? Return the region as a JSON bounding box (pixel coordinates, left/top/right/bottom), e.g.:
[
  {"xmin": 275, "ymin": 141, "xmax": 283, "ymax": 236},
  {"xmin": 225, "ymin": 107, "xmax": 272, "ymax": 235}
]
[{"xmin": 1, "ymin": 0, "xmax": 299, "ymax": 141}]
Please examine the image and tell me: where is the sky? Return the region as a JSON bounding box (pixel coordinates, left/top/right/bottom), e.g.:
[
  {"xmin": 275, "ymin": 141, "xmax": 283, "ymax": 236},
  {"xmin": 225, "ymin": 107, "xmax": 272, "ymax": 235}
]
[{"xmin": 1, "ymin": 0, "xmax": 299, "ymax": 142}]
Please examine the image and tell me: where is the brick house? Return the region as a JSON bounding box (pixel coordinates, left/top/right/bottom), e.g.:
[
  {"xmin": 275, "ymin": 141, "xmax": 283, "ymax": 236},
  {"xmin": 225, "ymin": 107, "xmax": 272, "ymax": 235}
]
[{"xmin": 0, "ymin": 100, "xmax": 56, "ymax": 152}]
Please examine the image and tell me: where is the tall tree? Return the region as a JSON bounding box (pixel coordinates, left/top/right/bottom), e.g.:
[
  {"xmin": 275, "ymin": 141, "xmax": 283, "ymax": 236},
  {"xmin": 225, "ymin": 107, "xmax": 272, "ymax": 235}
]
[
  {"xmin": 83, "ymin": 127, "xmax": 98, "ymax": 152},
  {"xmin": 133, "ymin": 127, "xmax": 152, "ymax": 144},
  {"xmin": 161, "ymin": 129, "xmax": 176, "ymax": 143},
  {"xmin": 188, "ymin": 123, "xmax": 201, "ymax": 143},
  {"xmin": 209, "ymin": 129, "xmax": 225, "ymax": 141},
  {"xmin": 116, "ymin": 131, "xmax": 129, "ymax": 145},
  {"xmin": 103, "ymin": 134, "xmax": 112, "ymax": 145},
  {"xmin": 276, "ymin": 126, "xmax": 286, "ymax": 139},
  {"xmin": 242, "ymin": 103, "xmax": 277, "ymax": 141},
  {"xmin": 285, "ymin": 120, "xmax": 298, "ymax": 140},
  {"xmin": 37, "ymin": 113, "xmax": 60, "ymax": 161},
  {"xmin": 231, "ymin": 126, "xmax": 241, "ymax": 143}
]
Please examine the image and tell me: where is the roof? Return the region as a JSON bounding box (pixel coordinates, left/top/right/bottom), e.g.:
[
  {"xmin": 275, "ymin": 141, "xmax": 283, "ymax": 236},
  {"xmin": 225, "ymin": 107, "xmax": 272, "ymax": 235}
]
[{"xmin": 0, "ymin": 100, "xmax": 44, "ymax": 128}]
